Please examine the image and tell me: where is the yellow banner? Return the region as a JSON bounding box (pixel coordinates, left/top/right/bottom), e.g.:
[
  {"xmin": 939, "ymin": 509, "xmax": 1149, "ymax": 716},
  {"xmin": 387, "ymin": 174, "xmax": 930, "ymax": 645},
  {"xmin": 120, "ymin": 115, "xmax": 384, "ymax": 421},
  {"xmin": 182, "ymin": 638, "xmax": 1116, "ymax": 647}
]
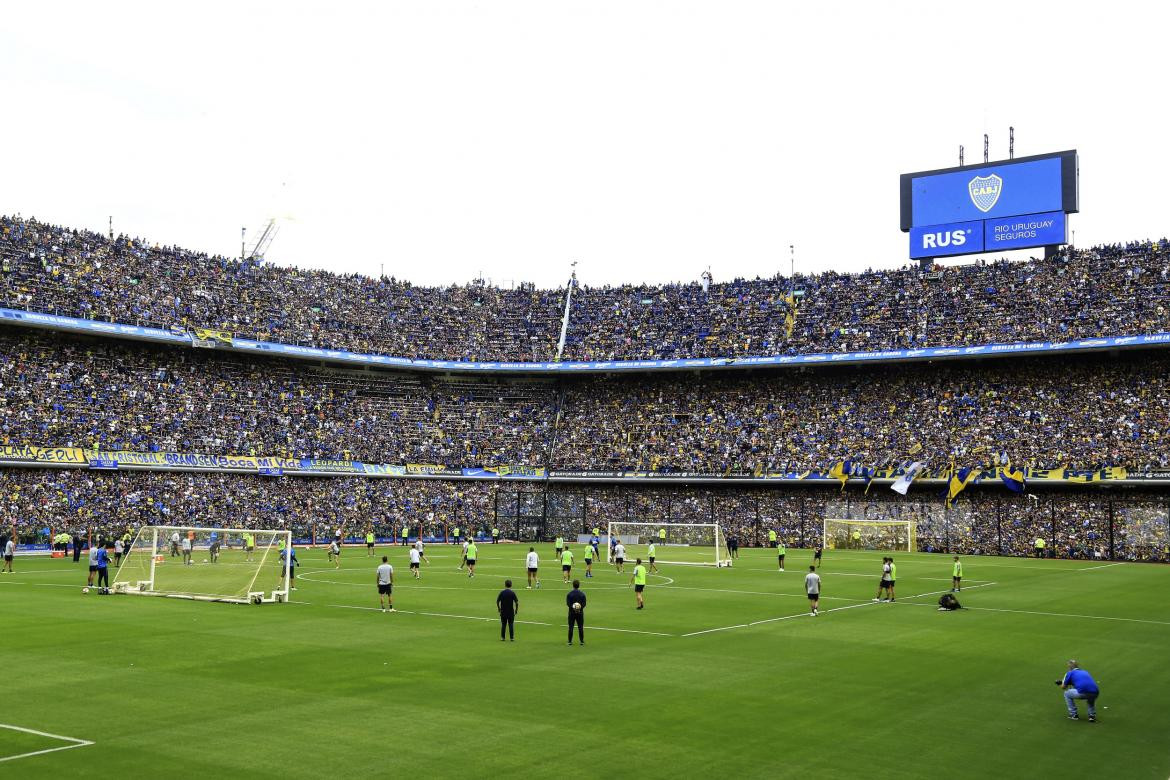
[
  {"xmin": 193, "ymin": 327, "xmax": 233, "ymax": 344},
  {"xmin": 0, "ymin": 445, "xmax": 87, "ymax": 464}
]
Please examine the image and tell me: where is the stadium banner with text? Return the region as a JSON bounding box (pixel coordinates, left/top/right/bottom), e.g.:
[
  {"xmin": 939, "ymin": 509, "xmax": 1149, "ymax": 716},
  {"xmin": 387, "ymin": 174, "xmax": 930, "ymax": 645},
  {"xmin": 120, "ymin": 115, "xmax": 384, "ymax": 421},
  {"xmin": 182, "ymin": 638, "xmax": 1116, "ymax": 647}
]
[
  {"xmin": 299, "ymin": 458, "xmax": 364, "ymax": 473},
  {"xmin": 984, "ymin": 211, "xmax": 1067, "ymax": 252},
  {"xmin": 0, "ymin": 308, "xmax": 191, "ymax": 345},
  {"xmin": 462, "ymin": 466, "xmax": 547, "ymax": 478},
  {"xmin": 0, "ymin": 445, "xmax": 88, "ymax": 465},
  {"xmin": 363, "ymin": 463, "xmax": 407, "ymax": 476}
]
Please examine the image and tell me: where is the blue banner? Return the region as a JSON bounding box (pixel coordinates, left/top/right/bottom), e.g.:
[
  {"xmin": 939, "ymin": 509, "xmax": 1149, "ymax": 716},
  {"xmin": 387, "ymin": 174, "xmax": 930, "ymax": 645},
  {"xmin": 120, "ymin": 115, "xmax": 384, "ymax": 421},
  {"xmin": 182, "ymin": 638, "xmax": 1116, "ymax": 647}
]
[
  {"xmin": 984, "ymin": 211, "xmax": 1066, "ymax": 251},
  {"xmin": 910, "ymin": 157, "xmax": 1064, "ymax": 227},
  {"xmin": 909, "ymin": 219, "xmax": 984, "ymax": 259}
]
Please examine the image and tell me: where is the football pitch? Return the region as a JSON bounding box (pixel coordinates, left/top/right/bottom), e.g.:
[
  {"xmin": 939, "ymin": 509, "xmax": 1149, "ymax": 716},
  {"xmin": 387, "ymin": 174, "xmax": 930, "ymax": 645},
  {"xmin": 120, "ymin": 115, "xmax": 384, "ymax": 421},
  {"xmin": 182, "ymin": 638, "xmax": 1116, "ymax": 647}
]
[{"xmin": 3, "ymin": 543, "xmax": 1169, "ymax": 779}]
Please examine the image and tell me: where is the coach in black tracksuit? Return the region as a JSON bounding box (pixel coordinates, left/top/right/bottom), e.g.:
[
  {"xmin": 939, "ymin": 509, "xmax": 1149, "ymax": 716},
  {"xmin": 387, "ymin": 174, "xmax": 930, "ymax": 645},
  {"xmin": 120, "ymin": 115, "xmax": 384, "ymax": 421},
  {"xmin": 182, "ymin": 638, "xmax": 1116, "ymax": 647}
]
[
  {"xmin": 497, "ymin": 580, "xmax": 519, "ymax": 641},
  {"xmin": 566, "ymin": 580, "xmax": 586, "ymax": 645}
]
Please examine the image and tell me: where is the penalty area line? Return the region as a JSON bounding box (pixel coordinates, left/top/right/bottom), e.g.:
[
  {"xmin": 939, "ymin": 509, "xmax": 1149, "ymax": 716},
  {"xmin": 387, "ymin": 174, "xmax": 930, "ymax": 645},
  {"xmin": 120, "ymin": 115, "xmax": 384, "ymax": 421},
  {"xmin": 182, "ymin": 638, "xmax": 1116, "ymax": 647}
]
[{"xmin": 0, "ymin": 723, "xmax": 94, "ymax": 764}]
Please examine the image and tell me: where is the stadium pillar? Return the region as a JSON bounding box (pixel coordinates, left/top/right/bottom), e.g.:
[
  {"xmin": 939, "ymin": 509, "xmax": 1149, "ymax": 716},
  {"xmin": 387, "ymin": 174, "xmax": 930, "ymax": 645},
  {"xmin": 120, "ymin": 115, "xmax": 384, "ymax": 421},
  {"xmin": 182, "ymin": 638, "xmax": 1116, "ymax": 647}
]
[
  {"xmin": 1050, "ymin": 501, "xmax": 1056, "ymax": 559},
  {"xmin": 798, "ymin": 496, "xmax": 805, "ymax": 548},
  {"xmin": 943, "ymin": 500, "xmax": 950, "ymax": 553},
  {"xmin": 995, "ymin": 497, "xmax": 1003, "ymax": 556},
  {"xmin": 310, "ymin": 523, "xmax": 316, "ymax": 547},
  {"xmin": 754, "ymin": 494, "xmax": 761, "ymax": 547},
  {"xmin": 1107, "ymin": 500, "xmax": 1115, "ymax": 561}
]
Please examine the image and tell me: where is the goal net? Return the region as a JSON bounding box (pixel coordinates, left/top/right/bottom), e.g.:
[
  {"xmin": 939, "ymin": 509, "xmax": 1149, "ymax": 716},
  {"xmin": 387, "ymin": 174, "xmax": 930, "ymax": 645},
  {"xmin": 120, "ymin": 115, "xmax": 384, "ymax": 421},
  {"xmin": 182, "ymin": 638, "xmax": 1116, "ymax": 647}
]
[
  {"xmin": 606, "ymin": 522, "xmax": 732, "ymax": 567},
  {"xmin": 823, "ymin": 519, "xmax": 916, "ymax": 552},
  {"xmin": 112, "ymin": 526, "xmax": 292, "ymax": 604}
]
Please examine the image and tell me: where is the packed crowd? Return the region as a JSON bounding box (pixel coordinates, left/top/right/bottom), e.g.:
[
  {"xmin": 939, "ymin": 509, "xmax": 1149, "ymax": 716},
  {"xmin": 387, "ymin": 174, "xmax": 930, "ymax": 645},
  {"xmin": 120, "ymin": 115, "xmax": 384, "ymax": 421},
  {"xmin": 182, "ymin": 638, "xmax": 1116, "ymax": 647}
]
[
  {"xmin": 4, "ymin": 329, "xmax": 1169, "ymax": 474},
  {"xmin": 552, "ymin": 353, "xmax": 1170, "ymax": 473},
  {"xmin": 0, "ymin": 331, "xmax": 555, "ymax": 465},
  {"xmin": 3, "ymin": 215, "xmax": 1168, "ymax": 362},
  {"xmin": 4, "ymin": 468, "xmax": 1166, "ymax": 562}
]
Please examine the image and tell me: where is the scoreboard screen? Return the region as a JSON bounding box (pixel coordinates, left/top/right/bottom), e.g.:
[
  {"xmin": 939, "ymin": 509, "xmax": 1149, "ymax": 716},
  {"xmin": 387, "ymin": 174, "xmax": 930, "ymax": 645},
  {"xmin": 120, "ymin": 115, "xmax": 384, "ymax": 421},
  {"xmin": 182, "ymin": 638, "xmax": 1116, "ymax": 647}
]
[{"xmin": 900, "ymin": 150, "xmax": 1078, "ymax": 259}]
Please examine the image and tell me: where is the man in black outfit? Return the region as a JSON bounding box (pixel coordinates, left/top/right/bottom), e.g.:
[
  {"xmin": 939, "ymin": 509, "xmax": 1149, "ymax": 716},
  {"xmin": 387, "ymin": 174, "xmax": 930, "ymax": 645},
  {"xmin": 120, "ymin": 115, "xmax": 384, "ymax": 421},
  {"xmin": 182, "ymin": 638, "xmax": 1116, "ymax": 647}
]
[
  {"xmin": 566, "ymin": 579, "xmax": 586, "ymax": 646},
  {"xmin": 72, "ymin": 531, "xmax": 82, "ymax": 563},
  {"xmin": 497, "ymin": 579, "xmax": 519, "ymax": 641}
]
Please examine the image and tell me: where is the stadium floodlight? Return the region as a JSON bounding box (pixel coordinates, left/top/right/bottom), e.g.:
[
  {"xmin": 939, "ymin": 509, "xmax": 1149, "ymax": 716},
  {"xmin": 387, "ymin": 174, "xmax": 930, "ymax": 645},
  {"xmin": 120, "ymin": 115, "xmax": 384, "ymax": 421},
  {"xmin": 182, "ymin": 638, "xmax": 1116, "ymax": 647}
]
[
  {"xmin": 606, "ymin": 522, "xmax": 732, "ymax": 567},
  {"xmin": 111, "ymin": 526, "xmax": 292, "ymax": 604},
  {"xmin": 822, "ymin": 519, "xmax": 917, "ymax": 553}
]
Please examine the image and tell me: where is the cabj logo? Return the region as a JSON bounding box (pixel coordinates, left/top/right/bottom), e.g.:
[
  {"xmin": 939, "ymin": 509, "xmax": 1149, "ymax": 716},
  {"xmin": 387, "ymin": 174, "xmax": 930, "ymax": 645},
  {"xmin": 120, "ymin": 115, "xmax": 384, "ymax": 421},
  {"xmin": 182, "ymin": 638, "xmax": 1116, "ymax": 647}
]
[{"xmin": 968, "ymin": 174, "xmax": 1002, "ymax": 212}]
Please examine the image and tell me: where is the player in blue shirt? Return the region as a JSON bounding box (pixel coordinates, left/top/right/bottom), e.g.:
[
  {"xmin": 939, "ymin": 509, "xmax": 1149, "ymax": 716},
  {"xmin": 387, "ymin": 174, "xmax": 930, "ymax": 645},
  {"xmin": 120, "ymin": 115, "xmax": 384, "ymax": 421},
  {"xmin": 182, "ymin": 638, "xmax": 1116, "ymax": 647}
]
[
  {"xmin": 1058, "ymin": 659, "xmax": 1100, "ymax": 722},
  {"xmin": 95, "ymin": 544, "xmax": 111, "ymax": 592}
]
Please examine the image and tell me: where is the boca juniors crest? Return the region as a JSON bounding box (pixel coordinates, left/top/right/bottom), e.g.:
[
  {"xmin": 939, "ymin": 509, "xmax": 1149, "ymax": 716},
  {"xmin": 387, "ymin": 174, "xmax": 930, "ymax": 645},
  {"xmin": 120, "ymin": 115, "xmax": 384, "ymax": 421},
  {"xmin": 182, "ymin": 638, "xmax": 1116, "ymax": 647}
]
[{"xmin": 968, "ymin": 174, "xmax": 1003, "ymax": 212}]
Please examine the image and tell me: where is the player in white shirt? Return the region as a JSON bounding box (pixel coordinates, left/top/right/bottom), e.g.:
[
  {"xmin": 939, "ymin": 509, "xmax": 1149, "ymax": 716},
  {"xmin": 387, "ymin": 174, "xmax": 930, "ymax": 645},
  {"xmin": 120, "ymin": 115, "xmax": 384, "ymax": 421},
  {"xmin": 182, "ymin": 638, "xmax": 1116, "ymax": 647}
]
[
  {"xmin": 375, "ymin": 556, "xmax": 395, "ymax": 612},
  {"xmin": 873, "ymin": 558, "xmax": 892, "ymax": 602},
  {"xmin": 328, "ymin": 539, "xmax": 342, "ymax": 569},
  {"xmin": 459, "ymin": 539, "xmax": 469, "ymax": 570},
  {"xmin": 2, "ymin": 538, "xmax": 14, "ymax": 573},
  {"xmin": 525, "ymin": 547, "xmax": 540, "ymax": 589},
  {"xmin": 180, "ymin": 535, "xmax": 193, "ymax": 566},
  {"xmin": 613, "ymin": 542, "xmax": 627, "ymax": 572},
  {"xmin": 805, "ymin": 566, "xmax": 822, "ymax": 616},
  {"xmin": 414, "ymin": 538, "xmax": 428, "ymax": 564},
  {"xmin": 409, "ymin": 546, "xmax": 422, "ymax": 579}
]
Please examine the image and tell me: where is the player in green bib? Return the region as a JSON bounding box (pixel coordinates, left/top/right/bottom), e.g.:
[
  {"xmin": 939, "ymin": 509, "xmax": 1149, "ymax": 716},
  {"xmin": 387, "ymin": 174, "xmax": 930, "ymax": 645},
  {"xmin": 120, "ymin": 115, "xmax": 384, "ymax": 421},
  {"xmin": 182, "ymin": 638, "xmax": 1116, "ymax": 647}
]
[
  {"xmin": 887, "ymin": 558, "xmax": 897, "ymax": 601},
  {"xmin": 631, "ymin": 558, "xmax": 648, "ymax": 609},
  {"xmin": 951, "ymin": 556, "xmax": 962, "ymax": 592},
  {"xmin": 777, "ymin": 541, "xmax": 786, "ymax": 572},
  {"xmin": 466, "ymin": 540, "xmax": 478, "ymax": 578},
  {"xmin": 555, "ymin": 536, "xmax": 564, "ymax": 559},
  {"xmin": 561, "ymin": 547, "xmax": 574, "ymax": 583},
  {"xmin": 583, "ymin": 543, "xmax": 594, "ymax": 578},
  {"xmin": 647, "ymin": 542, "xmax": 658, "ymax": 573},
  {"xmin": 366, "ymin": 529, "xmax": 376, "ymax": 557}
]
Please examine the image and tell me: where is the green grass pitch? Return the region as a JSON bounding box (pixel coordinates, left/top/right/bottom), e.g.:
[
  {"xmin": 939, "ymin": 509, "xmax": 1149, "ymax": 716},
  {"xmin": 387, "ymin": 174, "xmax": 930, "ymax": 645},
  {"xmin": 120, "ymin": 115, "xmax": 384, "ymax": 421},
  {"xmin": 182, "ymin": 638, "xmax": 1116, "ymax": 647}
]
[{"xmin": 3, "ymin": 543, "xmax": 1169, "ymax": 779}]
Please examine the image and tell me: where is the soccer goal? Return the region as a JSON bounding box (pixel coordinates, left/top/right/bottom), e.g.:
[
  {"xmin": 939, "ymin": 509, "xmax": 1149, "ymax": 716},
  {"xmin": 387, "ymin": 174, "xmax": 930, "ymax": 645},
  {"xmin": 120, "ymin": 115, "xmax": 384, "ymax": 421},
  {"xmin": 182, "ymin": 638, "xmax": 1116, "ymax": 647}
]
[
  {"xmin": 111, "ymin": 526, "xmax": 292, "ymax": 604},
  {"xmin": 606, "ymin": 522, "xmax": 732, "ymax": 567},
  {"xmin": 822, "ymin": 519, "xmax": 917, "ymax": 552}
]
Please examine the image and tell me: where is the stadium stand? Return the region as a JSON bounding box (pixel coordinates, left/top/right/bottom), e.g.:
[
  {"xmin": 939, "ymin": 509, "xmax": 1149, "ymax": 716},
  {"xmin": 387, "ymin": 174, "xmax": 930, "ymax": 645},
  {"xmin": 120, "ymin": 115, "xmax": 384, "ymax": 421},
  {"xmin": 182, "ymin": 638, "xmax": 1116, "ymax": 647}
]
[
  {"xmin": 2, "ymin": 328, "xmax": 1166, "ymax": 474},
  {"xmin": 2, "ymin": 215, "xmax": 1168, "ymax": 361},
  {"xmin": 1, "ymin": 214, "xmax": 1169, "ymax": 564}
]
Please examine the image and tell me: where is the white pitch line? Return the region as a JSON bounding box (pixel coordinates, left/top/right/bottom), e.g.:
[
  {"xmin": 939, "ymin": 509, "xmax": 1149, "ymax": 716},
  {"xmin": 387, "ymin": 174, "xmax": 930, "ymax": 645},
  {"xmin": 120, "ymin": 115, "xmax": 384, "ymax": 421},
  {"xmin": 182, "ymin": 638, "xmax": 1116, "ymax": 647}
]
[
  {"xmin": 898, "ymin": 582, "xmax": 998, "ymax": 600},
  {"xmin": 656, "ymin": 584, "xmax": 857, "ymax": 602},
  {"xmin": 1076, "ymin": 562, "xmax": 1125, "ymax": 572},
  {"xmin": 0, "ymin": 723, "xmax": 93, "ymax": 764},
  {"xmin": 682, "ymin": 599, "xmax": 878, "ymax": 637}
]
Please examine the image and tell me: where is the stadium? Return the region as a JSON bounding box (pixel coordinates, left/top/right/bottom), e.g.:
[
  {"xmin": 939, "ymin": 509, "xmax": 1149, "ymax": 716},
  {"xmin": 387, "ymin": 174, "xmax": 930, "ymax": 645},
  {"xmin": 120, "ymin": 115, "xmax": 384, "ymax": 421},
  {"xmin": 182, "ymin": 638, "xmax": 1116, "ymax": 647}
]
[{"xmin": 4, "ymin": 3, "xmax": 1170, "ymax": 779}]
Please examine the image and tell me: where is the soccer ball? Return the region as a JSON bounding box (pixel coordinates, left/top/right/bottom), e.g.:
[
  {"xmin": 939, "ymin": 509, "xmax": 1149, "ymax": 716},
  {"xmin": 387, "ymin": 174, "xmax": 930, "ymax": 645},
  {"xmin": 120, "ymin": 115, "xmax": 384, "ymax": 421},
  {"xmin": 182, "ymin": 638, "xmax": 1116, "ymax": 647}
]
[
  {"xmin": 82, "ymin": 587, "xmax": 89, "ymax": 594},
  {"xmin": 572, "ymin": 602, "xmax": 582, "ymax": 611}
]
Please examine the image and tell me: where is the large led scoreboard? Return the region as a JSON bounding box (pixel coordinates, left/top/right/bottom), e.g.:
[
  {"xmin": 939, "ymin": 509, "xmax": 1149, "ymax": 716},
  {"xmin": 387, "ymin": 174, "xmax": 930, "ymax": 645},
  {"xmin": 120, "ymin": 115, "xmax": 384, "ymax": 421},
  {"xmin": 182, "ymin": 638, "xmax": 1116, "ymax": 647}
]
[{"xmin": 900, "ymin": 150, "xmax": 1078, "ymax": 259}]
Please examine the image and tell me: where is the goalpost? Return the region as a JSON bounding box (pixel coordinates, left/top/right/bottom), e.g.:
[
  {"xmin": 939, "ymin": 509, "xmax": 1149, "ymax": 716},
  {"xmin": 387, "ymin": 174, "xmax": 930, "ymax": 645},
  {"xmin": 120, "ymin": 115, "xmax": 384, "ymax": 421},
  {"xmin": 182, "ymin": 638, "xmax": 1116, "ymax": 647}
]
[
  {"xmin": 822, "ymin": 519, "xmax": 917, "ymax": 552},
  {"xmin": 606, "ymin": 522, "xmax": 732, "ymax": 567},
  {"xmin": 111, "ymin": 526, "xmax": 292, "ymax": 604}
]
